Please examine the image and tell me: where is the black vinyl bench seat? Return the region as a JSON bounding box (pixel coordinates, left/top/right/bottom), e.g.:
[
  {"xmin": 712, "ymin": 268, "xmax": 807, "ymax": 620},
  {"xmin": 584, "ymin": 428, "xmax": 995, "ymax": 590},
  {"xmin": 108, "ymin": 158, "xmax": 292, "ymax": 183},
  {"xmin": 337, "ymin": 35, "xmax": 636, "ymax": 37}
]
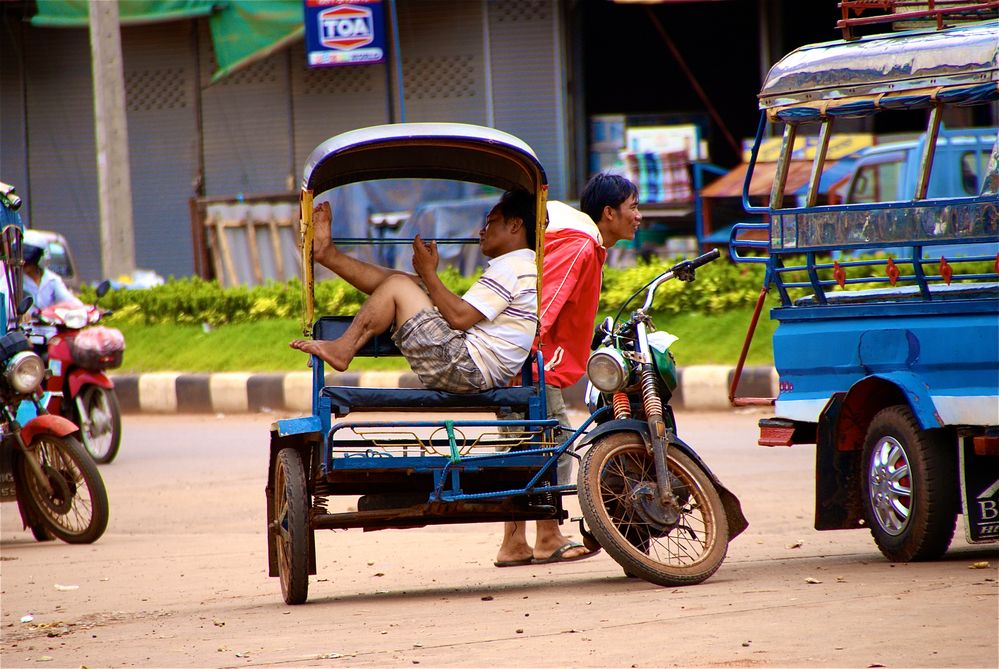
[{"xmin": 320, "ymin": 385, "xmax": 538, "ymax": 416}]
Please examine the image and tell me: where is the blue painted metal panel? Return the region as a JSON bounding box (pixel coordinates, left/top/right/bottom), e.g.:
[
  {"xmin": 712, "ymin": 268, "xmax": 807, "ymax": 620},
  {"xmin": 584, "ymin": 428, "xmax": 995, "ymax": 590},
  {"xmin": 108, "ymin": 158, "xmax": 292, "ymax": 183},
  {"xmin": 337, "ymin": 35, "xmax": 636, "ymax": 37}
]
[
  {"xmin": 274, "ymin": 415, "xmax": 322, "ymax": 438},
  {"xmin": 772, "ymin": 307, "xmax": 999, "ymax": 423}
]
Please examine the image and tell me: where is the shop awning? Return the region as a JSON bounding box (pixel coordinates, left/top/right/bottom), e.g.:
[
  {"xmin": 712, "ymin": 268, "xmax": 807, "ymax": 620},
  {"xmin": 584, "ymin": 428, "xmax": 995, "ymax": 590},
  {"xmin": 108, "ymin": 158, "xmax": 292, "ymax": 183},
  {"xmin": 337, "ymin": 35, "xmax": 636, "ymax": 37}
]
[
  {"xmin": 31, "ymin": 0, "xmax": 304, "ymax": 83},
  {"xmin": 700, "ymin": 160, "xmax": 819, "ymax": 199}
]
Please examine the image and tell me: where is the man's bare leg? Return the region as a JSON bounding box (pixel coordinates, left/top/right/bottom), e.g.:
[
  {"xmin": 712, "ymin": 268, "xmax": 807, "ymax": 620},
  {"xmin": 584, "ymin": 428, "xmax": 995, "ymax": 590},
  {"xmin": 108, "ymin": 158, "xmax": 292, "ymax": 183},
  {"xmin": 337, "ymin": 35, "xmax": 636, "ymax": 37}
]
[
  {"xmin": 290, "ymin": 274, "xmax": 430, "ymax": 370},
  {"xmin": 312, "ymin": 201, "xmax": 416, "ymax": 295}
]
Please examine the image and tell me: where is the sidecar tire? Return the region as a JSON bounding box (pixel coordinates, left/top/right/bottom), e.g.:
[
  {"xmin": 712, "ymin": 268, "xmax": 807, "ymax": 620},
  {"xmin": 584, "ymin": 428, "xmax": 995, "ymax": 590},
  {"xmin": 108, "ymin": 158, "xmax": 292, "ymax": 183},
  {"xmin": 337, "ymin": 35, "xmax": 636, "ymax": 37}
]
[{"xmin": 274, "ymin": 448, "xmax": 310, "ymax": 605}]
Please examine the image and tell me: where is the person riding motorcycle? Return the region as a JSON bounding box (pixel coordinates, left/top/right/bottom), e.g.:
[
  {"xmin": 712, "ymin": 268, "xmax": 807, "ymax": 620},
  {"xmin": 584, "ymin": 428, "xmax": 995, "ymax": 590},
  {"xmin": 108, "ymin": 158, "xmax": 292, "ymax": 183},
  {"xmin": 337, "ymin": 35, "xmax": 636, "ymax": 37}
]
[{"xmin": 22, "ymin": 243, "xmax": 81, "ymax": 312}]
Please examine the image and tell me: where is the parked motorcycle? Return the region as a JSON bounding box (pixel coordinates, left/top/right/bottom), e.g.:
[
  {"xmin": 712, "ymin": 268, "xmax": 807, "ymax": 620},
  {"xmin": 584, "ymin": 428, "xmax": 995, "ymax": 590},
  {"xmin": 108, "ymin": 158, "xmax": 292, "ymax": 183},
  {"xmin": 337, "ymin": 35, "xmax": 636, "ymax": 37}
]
[
  {"xmin": 33, "ymin": 282, "xmax": 124, "ymax": 464},
  {"xmin": 578, "ymin": 249, "xmax": 747, "ymax": 586},
  {"xmin": 0, "ymin": 219, "xmax": 109, "ymax": 543}
]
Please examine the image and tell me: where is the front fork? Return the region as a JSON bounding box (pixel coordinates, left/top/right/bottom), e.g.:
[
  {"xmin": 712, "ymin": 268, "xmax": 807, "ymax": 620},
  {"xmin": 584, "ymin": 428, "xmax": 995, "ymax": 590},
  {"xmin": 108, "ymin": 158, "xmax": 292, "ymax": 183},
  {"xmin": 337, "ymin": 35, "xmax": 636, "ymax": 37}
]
[
  {"xmin": 635, "ymin": 320, "xmax": 675, "ymax": 506},
  {"xmin": 9, "ymin": 421, "xmax": 54, "ymax": 497}
]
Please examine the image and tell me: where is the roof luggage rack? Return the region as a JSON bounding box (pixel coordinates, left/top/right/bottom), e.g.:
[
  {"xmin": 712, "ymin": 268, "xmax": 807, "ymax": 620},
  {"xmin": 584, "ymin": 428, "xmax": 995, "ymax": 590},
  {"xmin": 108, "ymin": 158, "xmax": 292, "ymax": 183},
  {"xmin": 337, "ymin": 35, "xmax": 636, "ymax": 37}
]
[{"xmin": 837, "ymin": 1, "xmax": 999, "ymax": 38}]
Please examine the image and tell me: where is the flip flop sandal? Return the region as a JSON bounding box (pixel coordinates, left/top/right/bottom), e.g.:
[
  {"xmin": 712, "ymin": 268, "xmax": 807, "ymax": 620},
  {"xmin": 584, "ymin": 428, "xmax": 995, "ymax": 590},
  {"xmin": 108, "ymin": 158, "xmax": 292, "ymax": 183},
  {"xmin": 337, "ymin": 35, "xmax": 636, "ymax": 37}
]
[
  {"xmin": 494, "ymin": 557, "xmax": 534, "ymax": 568},
  {"xmin": 531, "ymin": 541, "xmax": 601, "ymax": 565}
]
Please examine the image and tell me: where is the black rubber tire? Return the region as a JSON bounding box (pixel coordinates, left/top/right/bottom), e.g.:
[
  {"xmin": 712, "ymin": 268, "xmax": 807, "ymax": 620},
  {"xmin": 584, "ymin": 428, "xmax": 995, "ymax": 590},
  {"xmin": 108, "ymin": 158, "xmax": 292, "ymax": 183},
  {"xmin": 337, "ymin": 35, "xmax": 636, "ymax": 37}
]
[
  {"xmin": 74, "ymin": 385, "xmax": 122, "ymax": 464},
  {"xmin": 578, "ymin": 432, "xmax": 729, "ymax": 586},
  {"xmin": 861, "ymin": 405, "xmax": 958, "ymax": 562},
  {"xmin": 274, "ymin": 448, "xmax": 310, "ymax": 605},
  {"xmin": 16, "ymin": 434, "xmax": 109, "ymax": 544},
  {"xmin": 29, "ymin": 523, "xmax": 54, "ymax": 542}
]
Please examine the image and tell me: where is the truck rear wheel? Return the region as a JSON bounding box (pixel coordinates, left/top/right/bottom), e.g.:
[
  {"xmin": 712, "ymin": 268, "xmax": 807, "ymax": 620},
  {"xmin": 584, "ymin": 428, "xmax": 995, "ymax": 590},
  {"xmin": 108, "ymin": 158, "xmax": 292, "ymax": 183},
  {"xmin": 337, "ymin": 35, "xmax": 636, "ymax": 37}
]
[{"xmin": 861, "ymin": 405, "xmax": 957, "ymax": 562}]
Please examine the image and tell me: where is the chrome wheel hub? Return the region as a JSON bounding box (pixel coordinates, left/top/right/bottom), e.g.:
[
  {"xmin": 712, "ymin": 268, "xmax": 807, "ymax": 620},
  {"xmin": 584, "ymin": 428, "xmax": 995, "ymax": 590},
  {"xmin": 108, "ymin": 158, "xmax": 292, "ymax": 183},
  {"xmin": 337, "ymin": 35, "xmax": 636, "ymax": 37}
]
[{"xmin": 868, "ymin": 436, "xmax": 912, "ymax": 535}]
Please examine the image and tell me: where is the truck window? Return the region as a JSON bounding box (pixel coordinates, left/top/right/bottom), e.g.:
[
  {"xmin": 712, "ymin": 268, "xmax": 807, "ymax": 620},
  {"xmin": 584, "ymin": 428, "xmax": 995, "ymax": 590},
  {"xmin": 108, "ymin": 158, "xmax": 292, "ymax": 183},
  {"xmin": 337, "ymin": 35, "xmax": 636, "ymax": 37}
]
[
  {"xmin": 960, "ymin": 150, "xmax": 988, "ymax": 195},
  {"xmin": 848, "ymin": 159, "xmax": 901, "ymax": 203}
]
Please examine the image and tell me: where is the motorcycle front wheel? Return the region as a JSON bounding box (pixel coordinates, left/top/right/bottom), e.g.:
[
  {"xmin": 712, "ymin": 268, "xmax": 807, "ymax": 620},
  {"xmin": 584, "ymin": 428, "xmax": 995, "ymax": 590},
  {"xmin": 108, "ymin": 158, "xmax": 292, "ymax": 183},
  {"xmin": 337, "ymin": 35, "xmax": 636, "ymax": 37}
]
[
  {"xmin": 579, "ymin": 432, "xmax": 728, "ymax": 586},
  {"xmin": 16, "ymin": 434, "xmax": 109, "ymax": 543},
  {"xmin": 75, "ymin": 385, "xmax": 122, "ymax": 464}
]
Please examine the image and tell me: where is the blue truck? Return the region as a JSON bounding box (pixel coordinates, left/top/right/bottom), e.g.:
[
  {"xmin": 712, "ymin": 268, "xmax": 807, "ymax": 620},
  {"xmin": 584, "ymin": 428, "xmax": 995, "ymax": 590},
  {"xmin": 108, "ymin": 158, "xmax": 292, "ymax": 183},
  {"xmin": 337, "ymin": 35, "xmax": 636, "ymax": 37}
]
[{"xmin": 730, "ymin": 16, "xmax": 998, "ymax": 561}]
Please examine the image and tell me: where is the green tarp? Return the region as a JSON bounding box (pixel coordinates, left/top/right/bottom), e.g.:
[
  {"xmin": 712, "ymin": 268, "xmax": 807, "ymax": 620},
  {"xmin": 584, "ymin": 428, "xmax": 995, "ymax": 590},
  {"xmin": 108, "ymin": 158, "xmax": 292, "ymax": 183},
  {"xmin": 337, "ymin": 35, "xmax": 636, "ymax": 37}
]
[{"xmin": 31, "ymin": 0, "xmax": 304, "ymax": 83}]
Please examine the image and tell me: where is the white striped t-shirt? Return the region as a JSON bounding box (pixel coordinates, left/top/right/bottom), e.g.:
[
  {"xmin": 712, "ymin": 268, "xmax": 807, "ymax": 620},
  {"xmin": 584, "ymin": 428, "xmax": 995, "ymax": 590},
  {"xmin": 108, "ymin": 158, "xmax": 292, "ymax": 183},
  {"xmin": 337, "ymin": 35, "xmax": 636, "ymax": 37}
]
[{"xmin": 461, "ymin": 247, "xmax": 538, "ymax": 388}]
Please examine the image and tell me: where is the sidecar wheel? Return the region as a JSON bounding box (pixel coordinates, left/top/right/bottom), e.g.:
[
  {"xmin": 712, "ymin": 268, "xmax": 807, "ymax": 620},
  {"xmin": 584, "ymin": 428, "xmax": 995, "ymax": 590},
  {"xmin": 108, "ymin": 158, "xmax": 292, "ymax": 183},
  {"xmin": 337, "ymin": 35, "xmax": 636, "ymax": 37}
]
[
  {"xmin": 579, "ymin": 432, "xmax": 728, "ymax": 586},
  {"xmin": 75, "ymin": 385, "xmax": 121, "ymax": 464},
  {"xmin": 16, "ymin": 435, "xmax": 109, "ymax": 544},
  {"xmin": 274, "ymin": 448, "xmax": 310, "ymax": 605}
]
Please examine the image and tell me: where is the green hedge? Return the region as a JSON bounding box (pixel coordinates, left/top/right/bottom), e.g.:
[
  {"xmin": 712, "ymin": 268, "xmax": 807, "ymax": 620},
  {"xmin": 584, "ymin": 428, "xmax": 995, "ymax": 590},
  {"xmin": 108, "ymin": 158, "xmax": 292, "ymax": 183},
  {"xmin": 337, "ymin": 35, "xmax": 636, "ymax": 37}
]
[
  {"xmin": 81, "ymin": 259, "xmax": 768, "ymax": 326},
  {"xmin": 81, "ymin": 253, "xmax": 992, "ymax": 327}
]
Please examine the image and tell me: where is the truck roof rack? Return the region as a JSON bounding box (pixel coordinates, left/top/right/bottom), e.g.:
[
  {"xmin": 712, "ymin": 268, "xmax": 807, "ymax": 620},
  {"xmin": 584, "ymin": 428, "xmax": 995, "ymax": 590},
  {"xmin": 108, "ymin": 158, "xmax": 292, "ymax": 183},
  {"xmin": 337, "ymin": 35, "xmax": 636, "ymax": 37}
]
[{"xmin": 838, "ymin": 1, "xmax": 999, "ymax": 39}]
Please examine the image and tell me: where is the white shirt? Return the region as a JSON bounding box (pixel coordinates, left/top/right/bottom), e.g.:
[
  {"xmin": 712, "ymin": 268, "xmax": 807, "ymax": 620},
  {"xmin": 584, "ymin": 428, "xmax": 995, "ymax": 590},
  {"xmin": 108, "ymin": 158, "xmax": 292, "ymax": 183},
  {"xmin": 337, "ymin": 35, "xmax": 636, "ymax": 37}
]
[
  {"xmin": 461, "ymin": 248, "xmax": 538, "ymax": 387},
  {"xmin": 24, "ymin": 269, "xmax": 82, "ymax": 311}
]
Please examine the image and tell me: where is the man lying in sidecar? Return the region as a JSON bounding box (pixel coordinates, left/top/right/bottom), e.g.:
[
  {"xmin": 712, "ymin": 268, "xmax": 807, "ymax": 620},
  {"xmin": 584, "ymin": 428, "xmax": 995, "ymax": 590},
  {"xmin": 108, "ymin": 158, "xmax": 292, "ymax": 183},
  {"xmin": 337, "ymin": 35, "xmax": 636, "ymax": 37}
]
[{"xmin": 290, "ymin": 189, "xmax": 537, "ymax": 393}]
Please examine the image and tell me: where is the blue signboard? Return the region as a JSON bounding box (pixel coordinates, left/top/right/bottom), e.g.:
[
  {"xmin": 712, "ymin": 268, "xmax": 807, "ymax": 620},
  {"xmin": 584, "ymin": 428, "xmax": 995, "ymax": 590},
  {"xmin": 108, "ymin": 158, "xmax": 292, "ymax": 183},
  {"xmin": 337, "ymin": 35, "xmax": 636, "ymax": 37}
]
[{"xmin": 304, "ymin": 0, "xmax": 386, "ymax": 67}]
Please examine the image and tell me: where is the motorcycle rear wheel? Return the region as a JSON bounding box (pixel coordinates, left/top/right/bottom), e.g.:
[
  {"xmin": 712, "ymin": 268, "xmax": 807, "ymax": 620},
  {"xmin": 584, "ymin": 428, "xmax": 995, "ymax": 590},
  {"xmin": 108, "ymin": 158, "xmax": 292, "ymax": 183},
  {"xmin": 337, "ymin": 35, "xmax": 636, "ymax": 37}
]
[
  {"xmin": 75, "ymin": 385, "xmax": 121, "ymax": 464},
  {"xmin": 16, "ymin": 434, "xmax": 109, "ymax": 544},
  {"xmin": 579, "ymin": 432, "xmax": 728, "ymax": 586}
]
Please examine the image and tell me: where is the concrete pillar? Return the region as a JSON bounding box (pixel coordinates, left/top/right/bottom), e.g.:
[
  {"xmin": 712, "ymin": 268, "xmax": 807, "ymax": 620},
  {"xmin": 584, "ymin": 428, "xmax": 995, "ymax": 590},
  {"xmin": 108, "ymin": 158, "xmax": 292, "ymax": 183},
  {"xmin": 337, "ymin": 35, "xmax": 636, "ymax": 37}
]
[{"xmin": 88, "ymin": 0, "xmax": 136, "ymax": 280}]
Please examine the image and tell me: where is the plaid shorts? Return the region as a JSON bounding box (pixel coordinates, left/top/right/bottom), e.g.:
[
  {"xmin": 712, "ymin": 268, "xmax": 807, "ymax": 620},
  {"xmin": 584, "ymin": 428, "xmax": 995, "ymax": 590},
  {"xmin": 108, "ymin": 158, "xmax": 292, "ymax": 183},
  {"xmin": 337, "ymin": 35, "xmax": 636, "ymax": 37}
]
[{"xmin": 392, "ymin": 308, "xmax": 487, "ymax": 393}]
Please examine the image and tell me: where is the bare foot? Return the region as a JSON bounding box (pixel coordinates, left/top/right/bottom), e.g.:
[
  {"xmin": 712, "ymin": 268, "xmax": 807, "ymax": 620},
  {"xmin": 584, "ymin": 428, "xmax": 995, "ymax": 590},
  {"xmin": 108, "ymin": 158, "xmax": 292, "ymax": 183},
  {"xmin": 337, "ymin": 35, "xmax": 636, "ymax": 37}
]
[
  {"xmin": 312, "ymin": 202, "xmax": 339, "ymax": 265},
  {"xmin": 495, "ymin": 541, "xmax": 533, "ymax": 567},
  {"xmin": 290, "ymin": 339, "xmax": 351, "ymax": 371}
]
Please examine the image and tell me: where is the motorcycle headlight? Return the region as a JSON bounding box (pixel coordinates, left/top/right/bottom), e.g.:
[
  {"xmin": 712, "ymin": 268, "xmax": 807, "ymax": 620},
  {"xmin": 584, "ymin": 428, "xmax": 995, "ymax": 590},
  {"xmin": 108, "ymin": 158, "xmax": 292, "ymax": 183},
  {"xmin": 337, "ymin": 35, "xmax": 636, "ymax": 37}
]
[
  {"xmin": 586, "ymin": 347, "xmax": 630, "ymax": 393},
  {"xmin": 61, "ymin": 308, "xmax": 89, "ymax": 330},
  {"xmin": 5, "ymin": 351, "xmax": 46, "ymax": 394}
]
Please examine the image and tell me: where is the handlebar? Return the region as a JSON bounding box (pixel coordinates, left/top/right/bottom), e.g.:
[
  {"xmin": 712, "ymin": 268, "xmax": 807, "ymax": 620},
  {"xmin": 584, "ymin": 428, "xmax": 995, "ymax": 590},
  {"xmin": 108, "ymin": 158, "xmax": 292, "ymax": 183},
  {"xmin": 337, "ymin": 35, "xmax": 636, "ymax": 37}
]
[
  {"xmin": 639, "ymin": 249, "xmax": 721, "ymax": 312},
  {"xmin": 0, "ymin": 182, "xmax": 21, "ymax": 210},
  {"xmin": 672, "ymin": 248, "xmax": 721, "ymax": 275}
]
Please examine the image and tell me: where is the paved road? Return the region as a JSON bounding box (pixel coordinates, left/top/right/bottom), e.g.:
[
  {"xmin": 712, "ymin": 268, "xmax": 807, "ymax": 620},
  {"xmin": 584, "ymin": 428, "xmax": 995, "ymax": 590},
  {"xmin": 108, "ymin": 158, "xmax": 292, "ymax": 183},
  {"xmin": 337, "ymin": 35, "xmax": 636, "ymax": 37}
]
[{"xmin": 2, "ymin": 410, "xmax": 996, "ymax": 668}]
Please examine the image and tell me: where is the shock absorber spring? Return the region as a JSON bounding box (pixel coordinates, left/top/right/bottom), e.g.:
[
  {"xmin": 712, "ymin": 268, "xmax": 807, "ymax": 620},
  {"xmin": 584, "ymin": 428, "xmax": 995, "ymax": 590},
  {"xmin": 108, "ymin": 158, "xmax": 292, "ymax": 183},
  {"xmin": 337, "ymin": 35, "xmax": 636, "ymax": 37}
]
[
  {"xmin": 612, "ymin": 391, "xmax": 631, "ymax": 420},
  {"xmin": 641, "ymin": 366, "xmax": 663, "ymax": 419}
]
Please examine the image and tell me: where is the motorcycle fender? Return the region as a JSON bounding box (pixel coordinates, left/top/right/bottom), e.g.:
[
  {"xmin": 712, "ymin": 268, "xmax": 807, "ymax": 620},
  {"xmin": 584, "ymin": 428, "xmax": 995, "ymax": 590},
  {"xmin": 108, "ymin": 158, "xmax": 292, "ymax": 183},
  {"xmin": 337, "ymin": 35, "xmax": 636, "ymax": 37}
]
[
  {"xmin": 20, "ymin": 414, "xmax": 79, "ymax": 445},
  {"xmin": 68, "ymin": 370, "xmax": 114, "ymax": 397},
  {"xmin": 579, "ymin": 419, "xmax": 749, "ymax": 541}
]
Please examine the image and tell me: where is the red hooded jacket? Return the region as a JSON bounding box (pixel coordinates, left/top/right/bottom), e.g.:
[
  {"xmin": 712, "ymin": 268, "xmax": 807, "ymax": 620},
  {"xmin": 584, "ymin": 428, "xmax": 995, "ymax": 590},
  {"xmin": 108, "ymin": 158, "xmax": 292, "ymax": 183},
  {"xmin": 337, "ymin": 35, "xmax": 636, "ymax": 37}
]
[{"xmin": 537, "ymin": 201, "xmax": 606, "ymax": 388}]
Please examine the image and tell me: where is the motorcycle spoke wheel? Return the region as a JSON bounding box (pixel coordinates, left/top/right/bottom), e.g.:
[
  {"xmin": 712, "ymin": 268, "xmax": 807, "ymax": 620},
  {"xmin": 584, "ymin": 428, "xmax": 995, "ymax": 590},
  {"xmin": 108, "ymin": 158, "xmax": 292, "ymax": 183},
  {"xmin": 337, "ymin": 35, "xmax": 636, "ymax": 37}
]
[
  {"xmin": 579, "ymin": 432, "xmax": 728, "ymax": 586},
  {"xmin": 274, "ymin": 448, "xmax": 310, "ymax": 605},
  {"xmin": 76, "ymin": 385, "xmax": 121, "ymax": 464},
  {"xmin": 17, "ymin": 435, "xmax": 109, "ymax": 544}
]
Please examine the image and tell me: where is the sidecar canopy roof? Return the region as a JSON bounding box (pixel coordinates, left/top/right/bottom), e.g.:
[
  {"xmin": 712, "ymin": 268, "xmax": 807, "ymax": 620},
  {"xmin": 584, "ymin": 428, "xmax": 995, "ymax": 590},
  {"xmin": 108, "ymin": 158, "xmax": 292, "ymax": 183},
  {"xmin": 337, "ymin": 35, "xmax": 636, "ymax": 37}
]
[{"xmin": 302, "ymin": 123, "xmax": 548, "ymax": 195}]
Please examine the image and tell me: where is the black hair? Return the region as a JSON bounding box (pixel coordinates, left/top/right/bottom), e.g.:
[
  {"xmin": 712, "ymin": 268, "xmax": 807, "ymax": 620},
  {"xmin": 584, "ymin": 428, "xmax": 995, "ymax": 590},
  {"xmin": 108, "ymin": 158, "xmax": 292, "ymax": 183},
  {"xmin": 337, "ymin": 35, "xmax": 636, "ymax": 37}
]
[
  {"xmin": 497, "ymin": 189, "xmax": 537, "ymax": 250},
  {"xmin": 23, "ymin": 244, "xmax": 44, "ymax": 266},
  {"xmin": 579, "ymin": 172, "xmax": 639, "ymax": 224}
]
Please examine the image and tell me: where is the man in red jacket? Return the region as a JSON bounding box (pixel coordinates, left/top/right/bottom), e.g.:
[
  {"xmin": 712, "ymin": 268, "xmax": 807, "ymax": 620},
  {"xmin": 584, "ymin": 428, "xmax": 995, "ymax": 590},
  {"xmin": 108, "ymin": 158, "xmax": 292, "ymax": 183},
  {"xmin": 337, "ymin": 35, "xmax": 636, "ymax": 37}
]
[{"xmin": 495, "ymin": 172, "xmax": 642, "ymax": 566}]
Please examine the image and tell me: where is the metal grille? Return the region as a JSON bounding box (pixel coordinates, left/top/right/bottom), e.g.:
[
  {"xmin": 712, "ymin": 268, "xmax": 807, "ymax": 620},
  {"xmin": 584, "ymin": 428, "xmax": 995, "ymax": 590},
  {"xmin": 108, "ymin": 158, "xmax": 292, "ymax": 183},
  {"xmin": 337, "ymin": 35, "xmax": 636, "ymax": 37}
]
[
  {"xmin": 491, "ymin": 0, "xmax": 552, "ymax": 22},
  {"xmin": 214, "ymin": 57, "xmax": 280, "ymax": 87},
  {"xmin": 403, "ymin": 55, "xmax": 477, "ymax": 100},
  {"xmin": 125, "ymin": 68, "xmax": 188, "ymax": 112}
]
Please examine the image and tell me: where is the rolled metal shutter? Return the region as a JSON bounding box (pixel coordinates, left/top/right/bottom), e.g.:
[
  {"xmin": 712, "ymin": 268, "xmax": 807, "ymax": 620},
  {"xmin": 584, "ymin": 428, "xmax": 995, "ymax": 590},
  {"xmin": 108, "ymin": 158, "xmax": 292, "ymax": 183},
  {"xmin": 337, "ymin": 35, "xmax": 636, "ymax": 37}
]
[
  {"xmin": 396, "ymin": 0, "xmax": 488, "ymax": 125},
  {"xmin": 289, "ymin": 40, "xmax": 391, "ymax": 176},
  {"xmin": 198, "ymin": 20, "xmax": 293, "ymax": 197},
  {"xmin": 0, "ymin": 14, "xmax": 29, "ymax": 219},
  {"xmin": 488, "ymin": 0, "xmax": 569, "ymax": 200},
  {"xmin": 121, "ymin": 21, "xmax": 200, "ymax": 278},
  {"xmin": 22, "ymin": 26, "xmax": 101, "ymax": 280}
]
